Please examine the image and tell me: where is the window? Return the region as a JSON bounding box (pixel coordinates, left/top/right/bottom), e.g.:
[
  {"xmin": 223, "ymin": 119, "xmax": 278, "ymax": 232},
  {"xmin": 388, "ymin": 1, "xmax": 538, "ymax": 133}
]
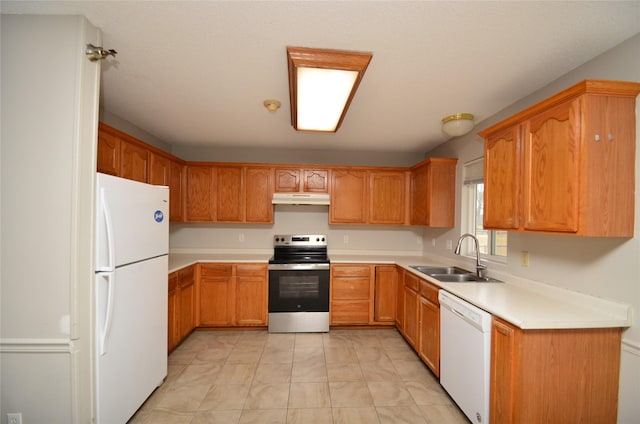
[{"xmin": 463, "ymin": 158, "xmax": 507, "ymax": 258}]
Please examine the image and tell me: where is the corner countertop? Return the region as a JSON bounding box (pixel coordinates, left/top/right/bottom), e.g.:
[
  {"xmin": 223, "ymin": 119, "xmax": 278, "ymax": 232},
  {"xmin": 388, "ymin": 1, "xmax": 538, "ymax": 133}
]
[
  {"xmin": 169, "ymin": 251, "xmax": 272, "ymax": 273},
  {"xmin": 168, "ymin": 251, "xmax": 631, "ymax": 331}
]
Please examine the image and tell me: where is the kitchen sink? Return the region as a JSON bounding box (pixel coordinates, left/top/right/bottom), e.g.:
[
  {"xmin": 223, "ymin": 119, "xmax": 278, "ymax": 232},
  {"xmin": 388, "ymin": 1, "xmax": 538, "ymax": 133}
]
[
  {"xmin": 409, "ymin": 265, "xmax": 502, "ymax": 283},
  {"xmin": 430, "ymin": 274, "xmax": 481, "ymax": 282},
  {"xmin": 409, "ymin": 265, "xmax": 469, "ymax": 275}
]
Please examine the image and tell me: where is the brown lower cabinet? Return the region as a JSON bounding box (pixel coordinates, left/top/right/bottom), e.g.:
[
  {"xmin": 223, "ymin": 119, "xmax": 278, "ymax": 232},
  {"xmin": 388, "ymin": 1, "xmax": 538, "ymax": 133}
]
[
  {"xmin": 490, "ymin": 317, "xmax": 622, "ymax": 423},
  {"xmin": 167, "ymin": 265, "xmax": 196, "ymax": 352},
  {"xmin": 417, "ymin": 279, "xmax": 439, "ymax": 376},
  {"xmin": 330, "ymin": 264, "xmax": 371, "ymax": 325},
  {"xmin": 374, "ymin": 265, "xmax": 397, "ymax": 323},
  {"xmin": 402, "ymin": 272, "xmax": 420, "ymax": 348},
  {"xmin": 330, "ymin": 264, "xmax": 398, "ymax": 326},
  {"xmin": 167, "ymin": 272, "xmax": 178, "ymax": 352},
  {"xmin": 198, "ymin": 263, "xmax": 267, "ymax": 327},
  {"xmin": 169, "ymin": 261, "xmax": 623, "ymax": 422}
]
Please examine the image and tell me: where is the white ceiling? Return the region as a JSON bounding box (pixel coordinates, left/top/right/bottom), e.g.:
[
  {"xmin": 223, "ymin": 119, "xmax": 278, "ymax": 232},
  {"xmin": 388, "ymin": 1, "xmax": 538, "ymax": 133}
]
[{"xmin": 3, "ymin": 1, "xmax": 640, "ymax": 154}]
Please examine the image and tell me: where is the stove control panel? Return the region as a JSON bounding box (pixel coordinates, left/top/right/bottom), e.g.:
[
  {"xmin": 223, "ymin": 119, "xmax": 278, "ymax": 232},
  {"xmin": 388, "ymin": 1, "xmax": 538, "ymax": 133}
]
[{"xmin": 273, "ymin": 234, "xmax": 327, "ymax": 246}]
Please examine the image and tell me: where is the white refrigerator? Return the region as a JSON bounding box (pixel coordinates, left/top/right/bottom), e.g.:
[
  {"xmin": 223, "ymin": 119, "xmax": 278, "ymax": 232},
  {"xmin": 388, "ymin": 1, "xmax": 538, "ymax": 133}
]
[{"xmin": 95, "ymin": 173, "xmax": 169, "ymax": 424}]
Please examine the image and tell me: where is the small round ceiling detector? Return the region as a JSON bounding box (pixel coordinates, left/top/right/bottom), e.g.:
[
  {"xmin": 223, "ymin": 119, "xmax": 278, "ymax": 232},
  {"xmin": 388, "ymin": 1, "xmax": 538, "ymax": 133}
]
[{"xmin": 263, "ymin": 99, "xmax": 281, "ymax": 112}]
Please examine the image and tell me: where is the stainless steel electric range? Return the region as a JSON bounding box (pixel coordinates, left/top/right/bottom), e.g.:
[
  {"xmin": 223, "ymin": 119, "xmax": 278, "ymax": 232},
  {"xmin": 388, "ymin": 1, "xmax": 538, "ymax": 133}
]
[{"xmin": 268, "ymin": 234, "xmax": 330, "ymax": 333}]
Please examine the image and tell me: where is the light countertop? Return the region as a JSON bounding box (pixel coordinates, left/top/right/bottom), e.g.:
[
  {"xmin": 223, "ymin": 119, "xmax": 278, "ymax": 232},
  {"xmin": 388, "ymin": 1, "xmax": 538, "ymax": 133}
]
[{"xmin": 168, "ymin": 251, "xmax": 631, "ymax": 331}]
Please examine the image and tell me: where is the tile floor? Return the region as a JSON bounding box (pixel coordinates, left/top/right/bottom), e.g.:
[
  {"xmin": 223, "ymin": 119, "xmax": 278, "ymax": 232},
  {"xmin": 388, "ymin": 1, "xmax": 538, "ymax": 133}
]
[{"xmin": 129, "ymin": 328, "xmax": 469, "ymax": 423}]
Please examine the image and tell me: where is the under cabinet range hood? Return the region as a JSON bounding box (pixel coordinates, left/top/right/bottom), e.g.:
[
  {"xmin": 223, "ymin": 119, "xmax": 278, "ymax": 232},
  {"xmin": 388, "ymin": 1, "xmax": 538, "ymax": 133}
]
[{"xmin": 272, "ymin": 193, "xmax": 330, "ymax": 205}]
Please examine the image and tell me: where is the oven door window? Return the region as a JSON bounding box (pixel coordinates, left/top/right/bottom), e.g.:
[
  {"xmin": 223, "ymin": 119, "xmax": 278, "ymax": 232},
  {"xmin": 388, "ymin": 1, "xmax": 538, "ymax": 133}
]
[{"xmin": 269, "ymin": 269, "xmax": 329, "ymax": 312}]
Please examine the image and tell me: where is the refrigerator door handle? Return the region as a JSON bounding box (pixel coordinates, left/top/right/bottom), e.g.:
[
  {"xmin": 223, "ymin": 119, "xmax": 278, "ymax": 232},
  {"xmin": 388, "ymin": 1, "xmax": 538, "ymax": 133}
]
[
  {"xmin": 98, "ymin": 272, "xmax": 116, "ymax": 356},
  {"xmin": 97, "ymin": 187, "xmax": 116, "ymax": 272}
]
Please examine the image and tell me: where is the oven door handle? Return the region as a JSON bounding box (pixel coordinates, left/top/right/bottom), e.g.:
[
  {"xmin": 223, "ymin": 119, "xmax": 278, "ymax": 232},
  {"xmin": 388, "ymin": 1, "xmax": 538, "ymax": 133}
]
[{"xmin": 268, "ymin": 263, "xmax": 330, "ymax": 271}]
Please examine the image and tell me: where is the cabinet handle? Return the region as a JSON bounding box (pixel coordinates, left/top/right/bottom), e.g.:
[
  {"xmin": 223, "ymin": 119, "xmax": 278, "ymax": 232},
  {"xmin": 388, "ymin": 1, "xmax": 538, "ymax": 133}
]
[
  {"xmin": 608, "ymin": 134, "xmax": 614, "ymax": 141},
  {"xmin": 594, "ymin": 134, "xmax": 601, "ymax": 142}
]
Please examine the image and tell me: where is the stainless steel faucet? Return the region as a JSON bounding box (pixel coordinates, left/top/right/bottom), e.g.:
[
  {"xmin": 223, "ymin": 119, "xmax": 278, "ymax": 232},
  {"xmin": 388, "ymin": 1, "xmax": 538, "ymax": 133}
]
[{"xmin": 454, "ymin": 233, "xmax": 487, "ymax": 279}]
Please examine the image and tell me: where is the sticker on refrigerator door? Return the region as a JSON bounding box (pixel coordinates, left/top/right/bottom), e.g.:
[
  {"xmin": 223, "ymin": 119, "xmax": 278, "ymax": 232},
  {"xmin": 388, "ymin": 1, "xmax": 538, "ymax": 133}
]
[{"xmin": 154, "ymin": 210, "xmax": 164, "ymax": 222}]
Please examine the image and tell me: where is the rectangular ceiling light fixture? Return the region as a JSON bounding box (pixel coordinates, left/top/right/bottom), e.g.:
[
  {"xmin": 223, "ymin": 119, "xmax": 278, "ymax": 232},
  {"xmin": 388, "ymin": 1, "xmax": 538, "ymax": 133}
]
[{"xmin": 287, "ymin": 46, "xmax": 373, "ymax": 132}]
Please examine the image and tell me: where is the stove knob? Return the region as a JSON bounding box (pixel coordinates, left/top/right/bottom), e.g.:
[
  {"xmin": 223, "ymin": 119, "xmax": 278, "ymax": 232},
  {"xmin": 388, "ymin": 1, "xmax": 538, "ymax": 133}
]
[
  {"xmin": 316, "ymin": 237, "xmax": 320, "ymax": 242},
  {"xmin": 322, "ymin": 237, "xmax": 325, "ymax": 242}
]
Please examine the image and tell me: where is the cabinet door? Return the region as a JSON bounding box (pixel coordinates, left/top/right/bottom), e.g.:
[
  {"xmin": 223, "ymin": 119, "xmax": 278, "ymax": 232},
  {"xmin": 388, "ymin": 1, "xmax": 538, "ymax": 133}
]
[
  {"xmin": 169, "ymin": 160, "xmax": 184, "ymax": 222},
  {"xmin": 149, "ymin": 152, "xmax": 171, "ymax": 186},
  {"xmin": 303, "ymin": 169, "xmax": 329, "ymax": 192},
  {"xmin": 582, "ymin": 95, "xmax": 636, "ymax": 236},
  {"xmin": 199, "ymin": 264, "xmax": 234, "ymax": 326},
  {"xmin": 403, "ymin": 285, "xmax": 419, "ymax": 348},
  {"xmin": 330, "ymin": 169, "xmax": 368, "ymax": 224},
  {"xmin": 395, "ymin": 270, "xmax": 405, "ymax": 331},
  {"xmin": 185, "ymin": 166, "xmax": 215, "ymax": 221},
  {"xmin": 120, "ymin": 140, "xmax": 148, "ymax": 183},
  {"xmin": 369, "ymin": 171, "xmax": 406, "ymax": 225},
  {"xmin": 216, "ymin": 166, "xmax": 244, "ymax": 222},
  {"xmin": 490, "ymin": 318, "xmax": 518, "ymax": 424},
  {"xmin": 235, "ymin": 264, "xmax": 267, "ymax": 325},
  {"xmin": 410, "ymin": 159, "xmax": 457, "ymax": 227},
  {"xmin": 274, "ymin": 168, "xmax": 300, "ymax": 192},
  {"xmin": 167, "ymin": 272, "xmax": 179, "ymax": 352},
  {"xmin": 374, "ymin": 265, "xmax": 396, "ymax": 323},
  {"xmin": 418, "ymin": 296, "xmax": 439, "ymax": 376},
  {"xmin": 178, "ymin": 266, "xmax": 195, "ymax": 340},
  {"xmin": 410, "ymin": 164, "xmax": 429, "ymax": 225},
  {"xmin": 245, "ymin": 167, "xmax": 273, "ymax": 223},
  {"xmin": 97, "ymin": 129, "xmax": 120, "ymax": 176},
  {"xmin": 484, "ymin": 125, "xmax": 521, "ymax": 230},
  {"xmin": 523, "ymin": 99, "xmax": 581, "ymax": 232}
]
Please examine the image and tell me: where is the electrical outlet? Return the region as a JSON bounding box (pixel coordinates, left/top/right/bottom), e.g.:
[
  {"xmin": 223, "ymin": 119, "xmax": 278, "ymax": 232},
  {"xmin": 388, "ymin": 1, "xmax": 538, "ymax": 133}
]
[
  {"xmin": 431, "ymin": 238, "xmax": 436, "ymax": 247},
  {"xmin": 238, "ymin": 233, "xmax": 245, "ymax": 242},
  {"xmin": 521, "ymin": 251, "xmax": 530, "ymax": 267},
  {"xmin": 343, "ymin": 234, "xmax": 349, "ymax": 244},
  {"xmin": 446, "ymin": 240, "xmax": 453, "ymax": 250},
  {"xmin": 7, "ymin": 413, "xmax": 22, "ymax": 424},
  {"xmin": 416, "ymin": 236, "xmax": 422, "ymax": 245}
]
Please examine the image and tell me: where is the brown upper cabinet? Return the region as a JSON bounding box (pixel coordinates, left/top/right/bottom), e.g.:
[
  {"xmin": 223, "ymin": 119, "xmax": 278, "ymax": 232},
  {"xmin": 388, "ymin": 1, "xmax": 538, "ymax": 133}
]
[
  {"xmin": 245, "ymin": 167, "xmax": 274, "ymax": 223},
  {"xmin": 185, "ymin": 165, "xmax": 216, "ymax": 222},
  {"xmin": 120, "ymin": 141, "xmax": 148, "ymax": 183},
  {"xmin": 185, "ymin": 164, "xmax": 273, "ymax": 224},
  {"xmin": 98, "ymin": 123, "xmax": 458, "ymax": 228},
  {"xmin": 479, "ymin": 79, "xmax": 640, "ymax": 237},
  {"xmin": 330, "ymin": 169, "xmax": 369, "ymax": 224},
  {"xmin": 274, "ymin": 167, "xmax": 329, "ymax": 193},
  {"xmin": 97, "ymin": 127, "xmax": 121, "ymax": 176},
  {"xmin": 369, "ymin": 171, "xmax": 409, "ymax": 225},
  {"xmin": 97, "ymin": 123, "xmax": 185, "ymax": 222},
  {"xmin": 330, "ymin": 167, "xmax": 412, "ymax": 225},
  {"xmin": 410, "ymin": 158, "xmax": 458, "ymax": 227}
]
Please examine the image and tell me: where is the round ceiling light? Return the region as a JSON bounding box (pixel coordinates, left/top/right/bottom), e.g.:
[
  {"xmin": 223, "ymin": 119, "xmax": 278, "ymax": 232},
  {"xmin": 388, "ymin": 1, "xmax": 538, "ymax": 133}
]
[
  {"xmin": 442, "ymin": 113, "xmax": 475, "ymax": 137},
  {"xmin": 263, "ymin": 99, "xmax": 281, "ymax": 112}
]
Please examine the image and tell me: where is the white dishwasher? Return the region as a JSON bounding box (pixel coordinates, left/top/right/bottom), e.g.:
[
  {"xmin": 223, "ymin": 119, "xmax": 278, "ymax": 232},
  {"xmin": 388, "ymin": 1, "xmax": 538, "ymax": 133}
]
[{"xmin": 439, "ymin": 290, "xmax": 492, "ymax": 424}]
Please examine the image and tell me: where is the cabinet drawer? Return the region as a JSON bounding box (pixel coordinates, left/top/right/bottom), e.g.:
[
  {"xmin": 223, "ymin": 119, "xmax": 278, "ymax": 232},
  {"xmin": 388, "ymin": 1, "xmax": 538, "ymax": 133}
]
[
  {"xmin": 404, "ymin": 272, "xmax": 419, "ymax": 292},
  {"xmin": 331, "ymin": 300, "xmax": 369, "ymax": 324},
  {"xmin": 332, "ymin": 278, "xmax": 370, "ymax": 300},
  {"xmin": 178, "ymin": 266, "xmax": 194, "ymax": 288},
  {"xmin": 200, "ymin": 263, "xmax": 233, "ymax": 278},
  {"xmin": 168, "ymin": 272, "xmax": 178, "ymax": 292},
  {"xmin": 419, "ymin": 279, "xmax": 438, "ymax": 304},
  {"xmin": 236, "ymin": 263, "xmax": 267, "ymax": 276},
  {"xmin": 331, "ymin": 265, "xmax": 370, "ymax": 277}
]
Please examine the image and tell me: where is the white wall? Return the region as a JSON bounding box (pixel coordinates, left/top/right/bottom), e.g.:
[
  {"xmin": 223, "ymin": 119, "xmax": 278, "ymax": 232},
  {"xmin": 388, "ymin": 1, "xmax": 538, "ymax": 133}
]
[
  {"xmin": 424, "ymin": 33, "xmax": 640, "ymax": 423},
  {"xmin": 0, "ymin": 15, "xmax": 100, "ymax": 423},
  {"xmin": 100, "ymin": 109, "xmax": 172, "ymax": 152},
  {"xmin": 171, "ymin": 144, "xmax": 423, "ymax": 167},
  {"xmin": 171, "ymin": 205, "xmax": 425, "ymax": 255}
]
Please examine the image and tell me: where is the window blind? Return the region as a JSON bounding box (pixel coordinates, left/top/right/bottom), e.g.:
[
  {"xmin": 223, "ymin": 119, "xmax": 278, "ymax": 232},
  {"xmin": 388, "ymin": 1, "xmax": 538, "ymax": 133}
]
[{"xmin": 463, "ymin": 158, "xmax": 484, "ymax": 185}]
